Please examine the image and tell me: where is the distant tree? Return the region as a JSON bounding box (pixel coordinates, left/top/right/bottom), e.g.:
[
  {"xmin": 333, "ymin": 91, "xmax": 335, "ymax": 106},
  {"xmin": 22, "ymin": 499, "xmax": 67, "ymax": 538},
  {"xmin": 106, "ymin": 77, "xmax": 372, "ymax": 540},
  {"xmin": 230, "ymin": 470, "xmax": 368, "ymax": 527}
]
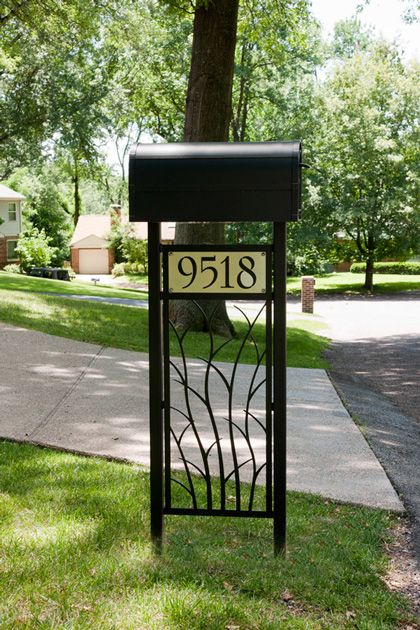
[
  {"xmin": 331, "ymin": 16, "xmax": 373, "ymax": 59},
  {"xmin": 309, "ymin": 43, "xmax": 420, "ymax": 290},
  {"xmin": 7, "ymin": 168, "xmax": 73, "ymax": 265}
]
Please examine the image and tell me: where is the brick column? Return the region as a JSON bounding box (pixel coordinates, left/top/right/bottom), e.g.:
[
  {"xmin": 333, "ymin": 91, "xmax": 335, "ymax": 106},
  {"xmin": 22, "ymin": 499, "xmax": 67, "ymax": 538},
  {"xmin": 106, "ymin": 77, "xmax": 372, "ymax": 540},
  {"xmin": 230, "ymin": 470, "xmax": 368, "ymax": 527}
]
[
  {"xmin": 70, "ymin": 248, "xmax": 79, "ymax": 273},
  {"xmin": 301, "ymin": 276, "xmax": 315, "ymax": 313},
  {"xmin": 0, "ymin": 238, "xmax": 7, "ymax": 268},
  {"xmin": 108, "ymin": 248, "xmax": 115, "ymax": 273}
]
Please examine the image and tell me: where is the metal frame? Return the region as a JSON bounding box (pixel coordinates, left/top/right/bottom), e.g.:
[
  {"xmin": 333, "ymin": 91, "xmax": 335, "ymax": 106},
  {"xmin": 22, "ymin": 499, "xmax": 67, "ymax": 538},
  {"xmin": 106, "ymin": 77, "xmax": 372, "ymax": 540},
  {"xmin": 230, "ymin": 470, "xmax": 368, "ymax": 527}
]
[{"xmin": 147, "ymin": 223, "xmax": 287, "ymax": 554}]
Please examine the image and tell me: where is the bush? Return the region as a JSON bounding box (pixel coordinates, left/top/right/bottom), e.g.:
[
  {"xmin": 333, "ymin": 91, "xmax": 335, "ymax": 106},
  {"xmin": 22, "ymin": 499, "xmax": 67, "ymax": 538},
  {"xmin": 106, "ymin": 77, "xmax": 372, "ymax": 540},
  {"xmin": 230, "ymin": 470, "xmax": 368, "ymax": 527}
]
[
  {"xmin": 288, "ymin": 245, "xmax": 333, "ymax": 276},
  {"xmin": 112, "ymin": 261, "xmax": 144, "ymax": 277},
  {"xmin": 2, "ymin": 264, "xmax": 21, "ymax": 274},
  {"xmin": 350, "ymin": 261, "xmax": 420, "ymax": 275},
  {"xmin": 112, "ymin": 263, "xmax": 126, "ymax": 277},
  {"xmin": 15, "ymin": 228, "xmax": 58, "ymax": 272},
  {"xmin": 121, "ymin": 239, "xmax": 148, "ymax": 274}
]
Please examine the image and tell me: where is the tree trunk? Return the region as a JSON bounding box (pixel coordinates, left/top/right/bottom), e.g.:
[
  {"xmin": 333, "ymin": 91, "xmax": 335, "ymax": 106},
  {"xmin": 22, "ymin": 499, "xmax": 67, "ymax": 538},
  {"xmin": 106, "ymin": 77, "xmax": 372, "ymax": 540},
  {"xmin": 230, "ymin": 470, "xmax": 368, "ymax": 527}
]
[
  {"xmin": 169, "ymin": 0, "xmax": 240, "ymax": 338},
  {"xmin": 183, "ymin": 0, "xmax": 240, "ymax": 143},
  {"xmin": 73, "ymin": 158, "xmax": 82, "ymax": 227},
  {"xmin": 170, "ymin": 222, "xmax": 235, "ymax": 338},
  {"xmin": 364, "ymin": 255, "xmax": 374, "ymax": 291}
]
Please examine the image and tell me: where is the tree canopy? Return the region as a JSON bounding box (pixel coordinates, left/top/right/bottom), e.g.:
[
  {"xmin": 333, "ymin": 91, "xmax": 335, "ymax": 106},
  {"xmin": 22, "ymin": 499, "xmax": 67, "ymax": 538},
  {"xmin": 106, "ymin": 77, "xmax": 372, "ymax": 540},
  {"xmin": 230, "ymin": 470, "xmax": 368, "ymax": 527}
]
[
  {"xmin": 1, "ymin": 0, "xmax": 418, "ymax": 290},
  {"xmin": 307, "ymin": 42, "xmax": 419, "ymax": 289}
]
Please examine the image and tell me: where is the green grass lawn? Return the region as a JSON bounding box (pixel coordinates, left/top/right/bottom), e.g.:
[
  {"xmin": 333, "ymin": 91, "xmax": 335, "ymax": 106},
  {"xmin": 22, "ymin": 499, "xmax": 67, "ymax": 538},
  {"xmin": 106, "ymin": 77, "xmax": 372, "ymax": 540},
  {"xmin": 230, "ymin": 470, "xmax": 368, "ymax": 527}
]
[
  {"xmin": 286, "ymin": 272, "xmax": 420, "ymax": 295},
  {"xmin": 102, "ymin": 271, "xmax": 420, "ymax": 295},
  {"xmin": 112, "ymin": 272, "xmax": 148, "ymax": 285},
  {"xmin": 0, "ymin": 440, "xmax": 412, "ymax": 629},
  {"xmin": 0, "ymin": 289, "xmax": 329, "ymax": 368},
  {"xmin": 0, "ymin": 270, "xmax": 147, "ymax": 300},
  {"xmin": 108, "ymin": 271, "xmax": 420, "ymax": 295}
]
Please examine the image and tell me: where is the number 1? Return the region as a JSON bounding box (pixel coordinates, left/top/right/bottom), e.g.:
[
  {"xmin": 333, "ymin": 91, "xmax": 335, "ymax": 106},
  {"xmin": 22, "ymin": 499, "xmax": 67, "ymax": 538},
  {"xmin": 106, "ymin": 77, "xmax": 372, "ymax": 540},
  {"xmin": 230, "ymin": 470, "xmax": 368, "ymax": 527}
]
[{"xmin": 220, "ymin": 256, "xmax": 234, "ymax": 288}]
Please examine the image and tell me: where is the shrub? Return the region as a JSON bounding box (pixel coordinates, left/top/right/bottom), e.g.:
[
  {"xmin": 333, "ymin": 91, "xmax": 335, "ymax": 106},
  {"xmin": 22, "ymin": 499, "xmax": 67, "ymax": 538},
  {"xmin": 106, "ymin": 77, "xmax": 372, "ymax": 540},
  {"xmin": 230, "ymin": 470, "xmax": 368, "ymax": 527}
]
[
  {"xmin": 112, "ymin": 262, "xmax": 144, "ymax": 277},
  {"xmin": 112, "ymin": 263, "xmax": 126, "ymax": 277},
  {"xmin": 15, "ymin": 228, "xmax": 58, "ymax": 272},
  {"xmin": 288, "ymin": 244, "xmax": 333, "ymax": 276},
  {"xmin": 2, "ymin": 264, "xmax": 21, "ymax": 274},
  {"xmin": 350, "ymin": 261, "xmax": 420, "ymax": 275},
  {"xmin": 121, "ymin": 238, "xmax": 148, "ymax": 274}
]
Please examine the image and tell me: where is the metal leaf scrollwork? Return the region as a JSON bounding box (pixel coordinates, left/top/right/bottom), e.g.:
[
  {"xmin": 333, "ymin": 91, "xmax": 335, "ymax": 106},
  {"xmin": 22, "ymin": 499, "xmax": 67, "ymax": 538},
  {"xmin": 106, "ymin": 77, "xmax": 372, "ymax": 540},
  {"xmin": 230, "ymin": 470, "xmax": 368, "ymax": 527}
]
[{"xmin": 167, "ymin": 301, "xmax": 270, "ymax": 513}]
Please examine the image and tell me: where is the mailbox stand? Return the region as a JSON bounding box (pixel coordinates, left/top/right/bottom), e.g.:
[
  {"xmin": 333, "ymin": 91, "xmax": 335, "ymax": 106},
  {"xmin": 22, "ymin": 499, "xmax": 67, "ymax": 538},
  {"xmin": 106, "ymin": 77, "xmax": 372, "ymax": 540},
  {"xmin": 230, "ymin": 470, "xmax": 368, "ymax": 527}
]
[{"xmin": 129, "ymin": 142, "xmax": 301, "ymax": 554}]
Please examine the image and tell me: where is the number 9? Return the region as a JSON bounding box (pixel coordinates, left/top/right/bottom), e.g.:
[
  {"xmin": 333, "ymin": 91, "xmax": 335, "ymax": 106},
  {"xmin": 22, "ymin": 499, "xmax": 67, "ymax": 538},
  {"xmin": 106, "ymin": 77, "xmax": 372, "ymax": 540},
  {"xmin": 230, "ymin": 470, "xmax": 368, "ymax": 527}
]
[{"xmin": 178, "ymin": 256, "xmax": 197, "ymax": 288}]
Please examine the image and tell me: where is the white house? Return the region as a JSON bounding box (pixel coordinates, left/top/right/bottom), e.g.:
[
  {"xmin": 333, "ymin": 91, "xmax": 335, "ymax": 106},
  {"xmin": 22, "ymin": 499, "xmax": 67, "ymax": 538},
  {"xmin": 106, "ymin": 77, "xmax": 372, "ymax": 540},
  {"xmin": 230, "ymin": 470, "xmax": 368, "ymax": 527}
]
[{"xmin": 0, "ymin": 184, "xmax": 24, "ymax": 268}]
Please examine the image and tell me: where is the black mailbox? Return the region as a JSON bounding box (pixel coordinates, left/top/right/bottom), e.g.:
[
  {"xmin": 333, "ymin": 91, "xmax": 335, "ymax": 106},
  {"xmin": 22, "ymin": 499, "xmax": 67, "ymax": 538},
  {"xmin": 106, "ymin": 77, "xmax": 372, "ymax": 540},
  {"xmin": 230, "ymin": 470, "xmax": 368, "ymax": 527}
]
[
  {"xmin": 129, "ymin": 141, "xmax": 302, "ymax": 223},
  {"xmin": 129, "ymin": 140, "xmax": 303, "ymax": 555}
]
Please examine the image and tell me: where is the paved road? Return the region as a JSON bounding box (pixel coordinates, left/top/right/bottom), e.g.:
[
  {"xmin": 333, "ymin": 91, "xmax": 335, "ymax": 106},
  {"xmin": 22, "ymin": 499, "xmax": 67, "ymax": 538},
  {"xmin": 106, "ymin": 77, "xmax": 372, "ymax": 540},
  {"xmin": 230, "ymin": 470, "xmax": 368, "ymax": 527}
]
[{"xmin": 311, "ymin": 293, "xmax": 420, "ymax": 564}]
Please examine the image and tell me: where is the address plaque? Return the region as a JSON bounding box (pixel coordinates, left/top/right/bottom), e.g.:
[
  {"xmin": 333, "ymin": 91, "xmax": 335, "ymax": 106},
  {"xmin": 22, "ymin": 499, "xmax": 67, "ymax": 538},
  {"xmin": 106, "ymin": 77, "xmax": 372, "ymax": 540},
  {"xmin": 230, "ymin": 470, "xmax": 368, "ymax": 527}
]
[{"xmin": 167, "ymin": 250, "xmax": 267, "ymax": 294}]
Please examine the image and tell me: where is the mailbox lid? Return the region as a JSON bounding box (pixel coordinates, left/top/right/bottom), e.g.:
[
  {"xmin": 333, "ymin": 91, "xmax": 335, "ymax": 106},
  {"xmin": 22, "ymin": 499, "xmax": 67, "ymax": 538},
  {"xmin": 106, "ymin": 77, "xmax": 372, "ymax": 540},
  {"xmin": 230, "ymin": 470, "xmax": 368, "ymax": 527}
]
[{"xmin": 129, "ymin": 141, "xmax": 301, "ymax": 222}]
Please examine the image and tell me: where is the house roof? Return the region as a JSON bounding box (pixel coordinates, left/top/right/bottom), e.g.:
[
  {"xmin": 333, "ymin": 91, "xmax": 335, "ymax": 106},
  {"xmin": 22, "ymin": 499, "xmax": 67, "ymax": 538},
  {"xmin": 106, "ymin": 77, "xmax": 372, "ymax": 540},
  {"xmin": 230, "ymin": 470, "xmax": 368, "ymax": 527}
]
[
  {"xmin": 0, "ymin": 184, "xmax": 25, "ymax": 201},
  {"xmin": 70, "ymin": 215, "xmax": 111, "ymax": 246},
  {"xmin": 131, "ymin": 221, "xmax": 176, "ymax": 241},
  {"xmin": 70, "ymin": 213, "xmax": 176, "ymax": 247}
]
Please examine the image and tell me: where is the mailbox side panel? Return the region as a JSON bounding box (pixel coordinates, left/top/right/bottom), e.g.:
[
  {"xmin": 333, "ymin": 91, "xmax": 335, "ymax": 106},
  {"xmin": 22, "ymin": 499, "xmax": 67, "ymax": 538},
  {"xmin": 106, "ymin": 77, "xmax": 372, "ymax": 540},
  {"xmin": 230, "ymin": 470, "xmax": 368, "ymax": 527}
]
[{"xmin": 129, "ymin": 143, "xmax": 301, "ymax": 222}]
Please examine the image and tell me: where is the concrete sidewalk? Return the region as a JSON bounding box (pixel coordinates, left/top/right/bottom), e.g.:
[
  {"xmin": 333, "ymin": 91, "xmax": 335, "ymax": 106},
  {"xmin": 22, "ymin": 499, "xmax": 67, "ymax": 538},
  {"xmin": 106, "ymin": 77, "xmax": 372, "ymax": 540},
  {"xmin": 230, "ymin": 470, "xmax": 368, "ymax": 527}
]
[{"xmin": 0, "ymin": 322, "xmax": 403, "ymax": 512}]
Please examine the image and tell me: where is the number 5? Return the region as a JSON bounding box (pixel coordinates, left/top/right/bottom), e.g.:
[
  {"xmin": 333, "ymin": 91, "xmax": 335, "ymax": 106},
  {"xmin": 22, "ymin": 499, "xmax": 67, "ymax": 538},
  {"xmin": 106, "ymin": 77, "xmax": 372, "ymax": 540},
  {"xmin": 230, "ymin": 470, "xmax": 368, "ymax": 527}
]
[{"xmin": 201, "ymin": 256, "xmax": 218, "ymax": 288}]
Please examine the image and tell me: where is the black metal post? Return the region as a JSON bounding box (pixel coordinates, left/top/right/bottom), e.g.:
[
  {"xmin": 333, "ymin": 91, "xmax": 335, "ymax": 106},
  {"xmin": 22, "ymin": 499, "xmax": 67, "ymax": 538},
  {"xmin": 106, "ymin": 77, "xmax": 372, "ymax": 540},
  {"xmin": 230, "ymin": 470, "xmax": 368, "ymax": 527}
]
[
  {"xmin": 148, "ymin": 222, "xmax": 163, "ymax": 550},
  {"xmin": 273, "ymin": 221, "xmax": 287, "ymax": 554}
]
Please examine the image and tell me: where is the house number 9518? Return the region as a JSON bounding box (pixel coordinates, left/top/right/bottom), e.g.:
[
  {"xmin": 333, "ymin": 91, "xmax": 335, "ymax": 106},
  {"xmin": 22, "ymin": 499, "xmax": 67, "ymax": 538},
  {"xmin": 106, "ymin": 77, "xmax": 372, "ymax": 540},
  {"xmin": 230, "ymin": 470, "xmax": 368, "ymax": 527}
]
[{"xmin": 167, "ymin": 251, "xmax": 267, "ymax": 294}]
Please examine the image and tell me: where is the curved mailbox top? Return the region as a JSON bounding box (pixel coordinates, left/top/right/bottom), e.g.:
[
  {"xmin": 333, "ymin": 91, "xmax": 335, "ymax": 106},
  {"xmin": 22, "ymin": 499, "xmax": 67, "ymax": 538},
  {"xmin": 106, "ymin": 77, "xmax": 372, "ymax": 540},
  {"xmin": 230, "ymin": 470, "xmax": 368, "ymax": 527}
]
[{"xmin": 129, "ymin": 141, "xmax": 302, "ymax": 222}]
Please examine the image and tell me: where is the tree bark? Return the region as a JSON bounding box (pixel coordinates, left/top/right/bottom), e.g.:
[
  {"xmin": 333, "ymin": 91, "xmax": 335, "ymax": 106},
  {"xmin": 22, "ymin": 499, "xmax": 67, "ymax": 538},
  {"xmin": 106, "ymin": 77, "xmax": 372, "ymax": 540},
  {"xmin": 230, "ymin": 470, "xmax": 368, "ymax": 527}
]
[
  {"xmin": 364, "ymin": 255, "xmax": 374, "ymax": 291},
  {"xmin": 170, "ymin": 0, "xmax": 240, "ymax": 337},
  {"xmin": 183, "ymin": 0, "xmax": 240, "ymax": 144},
  {"xmin": 73, "ymin": 157, "xmax": 82, "ymax": 227},
  {"xmin": 171, "ymin": 222, "xmax": 235, "ymax": 337}
]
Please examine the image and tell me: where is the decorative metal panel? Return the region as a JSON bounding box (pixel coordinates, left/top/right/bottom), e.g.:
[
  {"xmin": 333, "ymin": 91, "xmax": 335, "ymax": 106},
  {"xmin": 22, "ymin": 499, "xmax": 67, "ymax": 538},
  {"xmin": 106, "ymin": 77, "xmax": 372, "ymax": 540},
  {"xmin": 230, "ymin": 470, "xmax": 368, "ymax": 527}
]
[{"xmin": 161, "ymin": 245, "xmax": 273, "ymax": 518}]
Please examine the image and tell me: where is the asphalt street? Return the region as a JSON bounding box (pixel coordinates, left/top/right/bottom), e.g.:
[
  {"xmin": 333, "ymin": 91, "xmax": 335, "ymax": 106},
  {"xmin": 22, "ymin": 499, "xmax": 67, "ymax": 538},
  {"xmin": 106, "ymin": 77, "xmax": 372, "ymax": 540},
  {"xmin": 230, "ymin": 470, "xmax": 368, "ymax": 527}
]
[{"xmin": 315, "ymin": 293, "xmax": 420, "ymax": 564}]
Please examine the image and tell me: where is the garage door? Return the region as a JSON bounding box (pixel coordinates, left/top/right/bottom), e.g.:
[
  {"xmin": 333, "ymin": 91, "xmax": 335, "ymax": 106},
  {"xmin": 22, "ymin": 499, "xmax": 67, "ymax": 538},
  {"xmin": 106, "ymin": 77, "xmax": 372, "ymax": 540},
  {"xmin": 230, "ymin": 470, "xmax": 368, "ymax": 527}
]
[{"xmin": 78, "ymin": 249, "xmax": 109, "ymax": 274}]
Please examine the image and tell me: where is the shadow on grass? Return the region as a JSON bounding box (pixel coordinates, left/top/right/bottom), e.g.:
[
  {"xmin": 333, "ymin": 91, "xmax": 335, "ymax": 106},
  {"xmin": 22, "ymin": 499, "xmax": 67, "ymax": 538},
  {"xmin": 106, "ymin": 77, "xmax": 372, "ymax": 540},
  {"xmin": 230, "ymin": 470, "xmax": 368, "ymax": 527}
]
[
  {"xmin": 0, "ymin": 441, "xmax": 409, "ymax": 629},
  {"xmin": 0, "ymin": 292, "xmax": 150, "ymax": 352}
]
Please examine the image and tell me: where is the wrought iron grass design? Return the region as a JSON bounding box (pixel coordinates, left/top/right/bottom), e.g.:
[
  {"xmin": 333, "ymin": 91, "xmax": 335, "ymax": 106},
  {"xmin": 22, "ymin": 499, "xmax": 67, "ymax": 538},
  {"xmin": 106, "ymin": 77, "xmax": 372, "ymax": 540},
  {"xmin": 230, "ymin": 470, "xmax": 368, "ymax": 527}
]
[{"xmin": 167, "ymin": 301, "xmax": 270, "ymax": 513}]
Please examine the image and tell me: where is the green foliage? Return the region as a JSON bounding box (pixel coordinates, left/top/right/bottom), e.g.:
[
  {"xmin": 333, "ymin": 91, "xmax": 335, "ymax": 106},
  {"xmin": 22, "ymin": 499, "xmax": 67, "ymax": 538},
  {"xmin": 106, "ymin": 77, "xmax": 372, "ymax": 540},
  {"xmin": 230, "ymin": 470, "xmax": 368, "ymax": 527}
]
[
  {"xmin": 225, "ymin": 221, "xmax": 271, "ymax": 244},
  {"xmin": 112, "ymin": 261, "xmax": 147, "ymax": 276},
  {"xmin": 307, "ymin": 42, "xmax": 420, "ymax": 287},
  {"xmin": 7, "ymin": 167, "xmax": 72, "ymax": 265},
  {"xmin": 331, "ymin": 16, "xmax": 373, "ymax": 59},
  {"xmin": 108, "ymin": 219, "xmax": 148, "ymax": 271},
  {"xmin": 350, "ymin": 261, "xmax": 420, "ymax": 275},
  {"xmin": 0, "ymin": 0, "xmax": 117, "ymax": 178},
  {"xmin": 121, "ymin": 238, "xmax": 148, "ymax": 273},
  {"xmin": 232, "ymin": 0, "xmax": 323, "ymax": 143},
  {"xmin": 15, "ymin": 228, "xmax": 58, "ymax": 272},
  {"xmin": 107, "ymin": 215, "xmax": 127, "ymax": 264},
  {"xmin": 288, "ymin": 244, "xmax": 333, "ymax": 276},
  {"xmin": 111, "ymin": 262, "xmax": 126, "ymax": 277}
]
